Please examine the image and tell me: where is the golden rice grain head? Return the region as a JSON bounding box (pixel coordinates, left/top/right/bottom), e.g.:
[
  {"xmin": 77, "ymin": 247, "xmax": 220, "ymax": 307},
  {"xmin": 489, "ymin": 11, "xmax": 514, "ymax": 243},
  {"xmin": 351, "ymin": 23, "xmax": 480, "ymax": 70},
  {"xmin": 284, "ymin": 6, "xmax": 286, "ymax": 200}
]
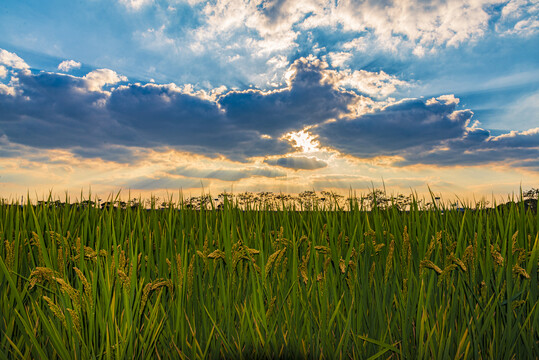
[
  {"xmin": 57, "ymin": 247, "xmax": 65, "ymax": 272},
  {"xmin": 339, "ymin": 258, "xmax": 346, "ymax": 274},
  {"xmin": 187, "ymin": 254, "xmax": 195, "ymax": 297},
  {"xmin": 266, "ymin": 296, "xmax": 277, "ymax": 318},
  {"xmin": 246, "ymin": 246, "xmax": 260, "ymax": 256},
  {"xmin": 447, "ymin": 241, "xmax": 457, "ymax": 256},
  {"xmin": 4, "ymin": 240, "xmax": 14, "ymax": 271},
  {"xmin": 207, "ymin": 249, "xmax": 226, "ymax": 260},
  {"xmin": 265, "ymin": 249, "xmax": 281, "ymax": 279},
  {"xmin": 369, "ymin": 262, "xmax": 376, "ymax": 284},
  {"xmin": 67, "ymin": 308, "xmax": 81, "ymax": 333},
  {"xmin": 358, "ymin": 243, "xmax": 365, "ymax": 254},
  {"xmin": 448, "ymin": 253, "xmax": 467, "ymax": 272},
  {"xmin": 314, "ymin": 246, "xmax": 330, "ymax": 255},
  {"xmin": 74, "ymin": 237, "xmax": 81, "ymax": 255},
  {"xmin": 140, "ymin": 283, "xmax": 153, "ymax": 313},
  {"xmin": 373, "ymin": 242, "xmax": 385, "ymax": 254},
  {"xmin": 420, "ymin": 260, "xmax": 443, "ymax": 275},
  {"xmin": 151, "ymin": 279, "xmax": 173, "ymax": 291},
  {"xmin": 425, "ymin": 240, "xmax": 436, "ymax": 260},
  {"xmin": 437, "ymin": 264, "xmax": 458, "ymax": 286},
  {"xmin": 364, "ymin": 229, "xmax": 376, "ymax": 240},
  {"xmin": 119, "ymin": 250, "xmax": 127, "ymax": 271},
  {"xmin": 462, "ymin": 245, "xmax": 474, "ymax": 264},
  {"xmin": 490, "ymin": 245, "xmax": 504, "ymax": 267},
  {"xmin": 48, "ymin": 231, "xmax": 61, "ymax": 244},
  {"xmin": 275, "ymin": 248, "xmax": 287, "ymax": 269},
  {"xmin": 511, "ymin": 230, "xmax": 519, "ymax": 252},
  {"xmin": 73, "ymin": 267, "xmax": 92, "ymax": 305},
  {"xmin": 30, "ymin": 231, "xmax": 40, "ymax": 246},
  {"xmin": 512, "ymin": 265, "xmax": 530, "ymax": 279},
  {"xmin": 252, "ymin": 262, "xmax": 261, "ymax": 274},
  {"xmin": 116, "ymin": 270, "xmax": 130, "ymax": 293},
  {"xmin": 29, "ymin": 267, "xmax": 58, "ymax": 289},
  {"xmin": 53, "ymin": 277, "xmax": 81, "ymax": 310},
  {"xmin": 384, "ymin": 240, "xmax": 395, "ymax": 282},
  {"xmin": 350, "ymin": 247, "xmax": 357, "ymax": 260},
  {"xmin": 299, "ymin": 263, "xmax": 308, "ymax": 284},
  {"xmin": 83, "ymin": 246, "xmax": 98, "ymax": 261},
  {"xmin": 515, "ymin": 248, "xmax": 527, "ymax": 266},
  {"xmin": 43, "ymin": 296, "xmax": 66, "ymax": 328}
]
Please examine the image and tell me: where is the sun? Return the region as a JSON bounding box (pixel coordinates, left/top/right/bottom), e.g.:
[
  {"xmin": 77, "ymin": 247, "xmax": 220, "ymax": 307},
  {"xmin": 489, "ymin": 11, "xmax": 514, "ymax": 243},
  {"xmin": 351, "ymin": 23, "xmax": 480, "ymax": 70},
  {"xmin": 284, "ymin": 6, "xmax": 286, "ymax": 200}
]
[{"xmin": 282, "ymin": 129, "xmax": 320, "ymax": 153}]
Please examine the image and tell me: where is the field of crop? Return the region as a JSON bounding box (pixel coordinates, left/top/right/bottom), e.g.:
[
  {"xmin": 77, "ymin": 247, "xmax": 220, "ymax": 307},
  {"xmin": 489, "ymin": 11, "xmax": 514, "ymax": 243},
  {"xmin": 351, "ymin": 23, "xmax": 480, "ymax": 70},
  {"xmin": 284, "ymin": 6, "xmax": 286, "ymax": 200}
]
[{"xmin": 0, "ymin": 194, "xmax": 537, "ymax": 359}]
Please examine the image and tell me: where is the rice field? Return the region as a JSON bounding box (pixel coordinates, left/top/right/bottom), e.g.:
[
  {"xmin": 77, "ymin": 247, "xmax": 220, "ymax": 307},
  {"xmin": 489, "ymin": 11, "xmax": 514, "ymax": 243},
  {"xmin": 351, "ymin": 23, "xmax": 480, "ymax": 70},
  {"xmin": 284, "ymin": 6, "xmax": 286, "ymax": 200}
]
[{"xmin": 0, "ymin": 193, "xmax": 537, "ymax": 359}]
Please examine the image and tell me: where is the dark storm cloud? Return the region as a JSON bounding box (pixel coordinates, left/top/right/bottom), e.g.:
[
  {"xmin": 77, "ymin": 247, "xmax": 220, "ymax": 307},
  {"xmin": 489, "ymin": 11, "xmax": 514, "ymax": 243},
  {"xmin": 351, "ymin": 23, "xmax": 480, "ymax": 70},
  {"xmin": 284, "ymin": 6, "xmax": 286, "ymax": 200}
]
[
  {"xmin": 106, "ymin": 83, "xmax": 292, "ymax": 160},
  {"xmin": 314, "ymin": 95, "xmax": 539, "ymax": 169},
  {"xmin": 399, "ymin": 127, "xmax": 539, "ymax": 167},
  {"xmin": 0, "ymin": 71, "xmax": 292, "ymax": 160},
  {"xmin": 218, "ymin": 58, "xmax": 356, "ymax": 136},
  {"xmin": 264, "ymin": 156, "xmax": 328, "ymax": 170},
  {"xmin": 315, "ymin": 97, "xmax": 472, "ymax": 157},
  {"xmin": 0, "ymin": 71, "xmax": 130, "ymax": 148}
]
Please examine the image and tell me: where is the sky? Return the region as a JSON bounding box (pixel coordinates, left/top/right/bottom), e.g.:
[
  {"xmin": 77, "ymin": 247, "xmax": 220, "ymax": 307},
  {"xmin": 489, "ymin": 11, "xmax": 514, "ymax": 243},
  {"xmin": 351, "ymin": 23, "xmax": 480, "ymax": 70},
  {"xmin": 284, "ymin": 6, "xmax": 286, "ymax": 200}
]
[{"xmin": 0, "ymin": 0, "xmax": 538, "ymax": 202}]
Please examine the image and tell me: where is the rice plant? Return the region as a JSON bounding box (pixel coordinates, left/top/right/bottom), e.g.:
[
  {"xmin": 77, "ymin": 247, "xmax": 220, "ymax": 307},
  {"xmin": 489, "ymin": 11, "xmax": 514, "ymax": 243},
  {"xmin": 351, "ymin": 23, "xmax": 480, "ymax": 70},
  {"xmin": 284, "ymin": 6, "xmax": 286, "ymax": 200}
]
[{"xmin": 0, "ymin": 192, "xmax": 537, "ymax": 359}]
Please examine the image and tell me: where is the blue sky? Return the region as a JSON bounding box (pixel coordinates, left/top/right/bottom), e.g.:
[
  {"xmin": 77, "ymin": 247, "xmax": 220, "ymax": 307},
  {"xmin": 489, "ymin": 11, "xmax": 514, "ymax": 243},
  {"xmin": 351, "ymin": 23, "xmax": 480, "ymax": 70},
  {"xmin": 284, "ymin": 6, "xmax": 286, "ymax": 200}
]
[{"xmin": 0, "ymin": 0, "xmax": 538, "ymax": 200}]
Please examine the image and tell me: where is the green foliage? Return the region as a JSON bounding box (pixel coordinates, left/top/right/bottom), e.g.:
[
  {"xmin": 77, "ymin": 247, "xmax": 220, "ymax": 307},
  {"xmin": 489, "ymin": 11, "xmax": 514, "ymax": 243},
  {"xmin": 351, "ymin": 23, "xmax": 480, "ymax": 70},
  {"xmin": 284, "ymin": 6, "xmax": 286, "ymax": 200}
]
[{"xmin": 0, "ymin": 192, "xmax": 537, "ymax": 359}]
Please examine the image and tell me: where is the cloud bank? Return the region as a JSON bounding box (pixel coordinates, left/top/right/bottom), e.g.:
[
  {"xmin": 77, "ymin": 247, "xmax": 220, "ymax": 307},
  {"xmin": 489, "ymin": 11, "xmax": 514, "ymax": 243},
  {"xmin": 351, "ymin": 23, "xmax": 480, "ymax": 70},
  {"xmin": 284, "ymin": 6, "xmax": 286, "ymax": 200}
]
[{"xmin": 0, "ymin": 49, "xmax": 538, "ymax": 177}]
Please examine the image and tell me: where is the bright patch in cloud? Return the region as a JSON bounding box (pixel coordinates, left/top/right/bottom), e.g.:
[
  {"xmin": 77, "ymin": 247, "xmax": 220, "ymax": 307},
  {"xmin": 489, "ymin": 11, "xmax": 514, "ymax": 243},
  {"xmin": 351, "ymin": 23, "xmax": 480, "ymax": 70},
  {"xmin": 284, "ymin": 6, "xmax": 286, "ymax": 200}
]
[
  {"xmin": 118, "ymin": 0, "xmax": 152, "ymax": 11},
  {"xmin": 282, "ymin": 130, "xmax": 321, "ymax": 153},
  {"xmin": 0, "ymin": 83, "xmax": 16, "ymax": 96},
  {"xmin": 83, "ymin": 69, "xmax": 128, "ymax": 91},
  {"xmin": 0, "ymin": 48, "xmax": 29, "ymax": 69},
  {"xmin": 58, "ymin": 60, "xmax": 82, "ymax": 72}
]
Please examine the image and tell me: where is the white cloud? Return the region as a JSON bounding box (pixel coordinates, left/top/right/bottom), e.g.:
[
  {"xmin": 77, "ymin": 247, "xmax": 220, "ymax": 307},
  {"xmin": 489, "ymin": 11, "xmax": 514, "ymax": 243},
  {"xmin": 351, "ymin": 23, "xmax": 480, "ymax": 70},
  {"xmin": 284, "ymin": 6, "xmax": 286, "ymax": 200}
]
[
  {"xmin": 138, "ymin": 25, "xmax": 176, "ymax": 52},
  {"xmin": 497, "ymin": 0, "xmax": 539, "ymax": 35},
  {"xmin": 0, "ymin": 83, "xmax": 16, "ymax": 96},
  {"xmin": 328, "ymin": 52, "xmax": 352, "ymax": 68},
  {"xmin": 174, "ymin": 0, "xmax": 510, "ymax": 64},
  {"xmin": 118, "ymin": 0, "xmax": 153, "ymax": 10},
  {"xmin": 329, "ymin": 68, "xmax": 408, "ymax": 98},
  {"xmin": 0, "ymin": 66, "xmax": 7, "ymax": 78},
  {"xmin": 0, "ymin": 49, "xmax": 30, "ymax": 69},
  {"xmin": 83, "ymin": 69, "xmax": 128, "ymax": 91},
  {"xmin": 427, "ymin": 94, "xmax": 460, "ymax": 106},
  {"xmin": 58, "ymin": 60, "xmax": 82, "ymax": 72},
  {"xmin": 267, "ymin": 55, "xmax": 289, "ymax": 69}
]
